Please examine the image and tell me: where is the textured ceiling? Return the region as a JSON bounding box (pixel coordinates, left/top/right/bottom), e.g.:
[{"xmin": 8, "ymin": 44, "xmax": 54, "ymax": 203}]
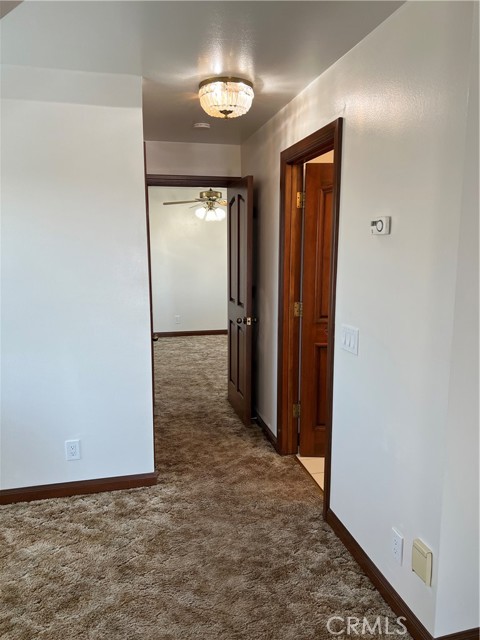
[{"xmin": 1, "ymin": 1, "xmax": 404, "ymax": 144}]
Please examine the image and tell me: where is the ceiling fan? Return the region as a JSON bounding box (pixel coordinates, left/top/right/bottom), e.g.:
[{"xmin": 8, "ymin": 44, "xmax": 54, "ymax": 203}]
[
  {"xmin": 163, "ymin": 188, "xmax": 227, "ymax": 208},
  {"xmin": 163, "ymin": 189, "xmax": 227, "ymax": 221}
]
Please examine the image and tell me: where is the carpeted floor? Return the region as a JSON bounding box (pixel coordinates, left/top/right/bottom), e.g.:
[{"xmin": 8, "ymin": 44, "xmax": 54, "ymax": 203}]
[{"xmin": 0, "ymin": 336, "xmax": 405, "ymax": 640}]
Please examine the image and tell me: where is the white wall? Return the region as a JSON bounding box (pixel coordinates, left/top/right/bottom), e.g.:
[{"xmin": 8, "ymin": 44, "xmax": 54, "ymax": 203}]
[
  {"xmin": 435, "ymin": 7, "xmax": 479, "ymax": 635},
  {"xmin": 145, "ymin": 140, "xmax": 241, "ymax": 177},
  {"xmin": 1, "ymin": 66, "xmax": 154, "ymax": 488},
  {"xmin": 148, "ymin": 186, "xmax": 228, "ymax": 333},
  {"xmin": 241, "ymin": 2, "xmax": 478, "ymax": 636}
]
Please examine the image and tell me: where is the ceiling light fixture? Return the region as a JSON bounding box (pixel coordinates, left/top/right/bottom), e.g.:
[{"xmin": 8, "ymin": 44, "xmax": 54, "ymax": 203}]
[{"xmin": 198, "ymin": 77, "xmax": 254, "ymax": 119}]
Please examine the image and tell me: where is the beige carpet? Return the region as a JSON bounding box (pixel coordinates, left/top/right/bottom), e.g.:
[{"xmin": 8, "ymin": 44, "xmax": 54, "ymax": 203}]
[{"xmin": 0, "ymin": 336, "xmax": 405, "ymax": 640}]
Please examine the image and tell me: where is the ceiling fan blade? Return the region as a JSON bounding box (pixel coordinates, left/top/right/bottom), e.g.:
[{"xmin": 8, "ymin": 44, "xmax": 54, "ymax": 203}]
[
  {"xmin": 163, "ymin": 199, "xmax": 201, "ymax": 205},
  {"xmin": 217, "ymin": 200, "xmax": 227, "ymax": 206}
]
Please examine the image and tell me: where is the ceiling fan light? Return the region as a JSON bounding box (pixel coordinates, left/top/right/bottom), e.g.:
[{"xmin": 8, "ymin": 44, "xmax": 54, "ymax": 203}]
[
  {"xmin": 195, "ymin": 207, "xmax": 207, "ymax": 219},
  {"xmin": 205, "ymin": 208, "xmax": 218, "ymax": 222},
  {"xmin": 215, "ymin": 208, "xmax": 226, "ymax": 221},
  {"xmin": 199, "ymin": 77, "xmax": 254, "ymax": 119}
]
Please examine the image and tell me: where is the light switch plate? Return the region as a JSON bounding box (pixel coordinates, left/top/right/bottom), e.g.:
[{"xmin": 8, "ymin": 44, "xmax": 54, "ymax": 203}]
[{"xmin": 341, "ymin": 325, "xmax": 359, "ymax": 355}]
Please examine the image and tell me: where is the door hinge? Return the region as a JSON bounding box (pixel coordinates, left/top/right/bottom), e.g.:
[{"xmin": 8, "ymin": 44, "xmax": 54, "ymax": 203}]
[
  {"xmin": 296, "ymin": 191, "xmax": 305, "ymax": 209},
  {"xmin": 293, "ymin": 301, "xmax": 303, "ymax": 318},
  {"xmin": 293, "ymin": 402, "xmax": 301, "ymax": 418}
]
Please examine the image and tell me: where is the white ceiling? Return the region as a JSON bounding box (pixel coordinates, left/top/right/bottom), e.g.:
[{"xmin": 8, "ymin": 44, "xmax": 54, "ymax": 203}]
[{"xmin": 1, "ymin": 1, "xmax": 403, "ymax": 144}]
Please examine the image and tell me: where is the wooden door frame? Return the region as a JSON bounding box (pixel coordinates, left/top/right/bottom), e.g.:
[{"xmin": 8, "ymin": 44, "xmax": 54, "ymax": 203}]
[
  {"xmin": 276, "ymin": 118, "xmax": 343, "ymax": 517},
  {"xmin": 144, "ymin": 173, "xmax": 241, "ymax": 465},
  {"xmin": 146, "ymin": 175, "xmax": 240, "ymax": 188}
]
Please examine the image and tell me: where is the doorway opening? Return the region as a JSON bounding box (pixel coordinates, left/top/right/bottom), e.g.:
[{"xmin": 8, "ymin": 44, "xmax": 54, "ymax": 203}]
[
  {"xmin": 276, "ymin": 119, "xmax": 343, "ymax": 517},
  {"xmin": 146, "ymin": 174, "xmax": 254, "ymax": 432},
  {"xmin": 148, "ymin": 184, "xmax": 229, "ymax": 340}
]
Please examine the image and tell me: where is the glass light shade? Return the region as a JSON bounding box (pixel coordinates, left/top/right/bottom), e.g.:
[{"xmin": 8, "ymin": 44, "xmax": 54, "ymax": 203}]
[
  {"xmin": 205, "ymin": 209, "xmax": 218, "ymax": 222},
  {"xmin": 199, "ymin": 77, "xmax": 254, "ymax": 119},
  {"xmin": 195, "ymin": 205, "xmax": 226, "ymax": 222}
]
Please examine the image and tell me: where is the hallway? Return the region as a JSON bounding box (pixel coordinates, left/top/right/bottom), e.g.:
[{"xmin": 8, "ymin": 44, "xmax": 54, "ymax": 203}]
[
  {"xmin": 153, "ymin": 334, "xmax": 403, "ymax": 638},
  {"xmin": 1, "ymin": 336, "xmax": 403, "ymax": 640}
]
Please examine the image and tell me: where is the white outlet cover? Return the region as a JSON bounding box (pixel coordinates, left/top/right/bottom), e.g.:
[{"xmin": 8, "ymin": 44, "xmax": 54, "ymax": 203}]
[
  {"xmin": 392, "ymin": 528, "xmax": 404, "ymax": 565},
  {"xmin": 65, "ymin": 439, "xmax": 81, "ymax": 461}
]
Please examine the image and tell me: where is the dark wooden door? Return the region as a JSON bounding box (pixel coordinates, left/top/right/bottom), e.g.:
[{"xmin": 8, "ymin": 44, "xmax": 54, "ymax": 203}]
[
  {"xmin": 227, "ymin": 176, "xmax": 254, "ymax": 425},
  {"xmin": 299, "ymin": 163, "xmax": 334, "ymax": 456}
]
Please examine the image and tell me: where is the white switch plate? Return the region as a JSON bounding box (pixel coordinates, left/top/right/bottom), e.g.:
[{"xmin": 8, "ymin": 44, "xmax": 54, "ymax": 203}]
[
  {"xmin": 174, "ymin": 315, "xmax": 181, "ymax": 324},
  {"xmin": 340, "ymin": 325, "xmax": 359, "ymax": 355}
]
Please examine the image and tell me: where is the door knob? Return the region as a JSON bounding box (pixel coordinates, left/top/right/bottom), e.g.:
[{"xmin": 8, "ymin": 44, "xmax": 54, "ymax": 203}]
[{"xmin": 237, "ymin": 317, "xmax": 258, "ymax": 325}]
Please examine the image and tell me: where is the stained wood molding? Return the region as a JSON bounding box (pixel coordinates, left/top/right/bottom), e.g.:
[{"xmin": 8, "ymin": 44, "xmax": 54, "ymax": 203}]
[
  {"xmin": 0, "ymin": 472, "xmax": 158, "ymax": 505},
  {"xmin": 326, "ymin": 509, "xmax": 479, "ymax": 640},
  {"xmin": 276, "ymin": 117, "xmax": 343, "ymax": 524},
  {"xmin": 326, "ymin": 508, "xmax": 431, "ymax": 640},
  {"xmin": 146, "ymin": 174, "xmax": 240, "ymax": 188},
  {"xmin": 143, "ymin": 142, "xmax": 157, "ymax": 470},
  {"xmin": 153, "ymin": 330, "xmax": 227, "ymax": 338}
]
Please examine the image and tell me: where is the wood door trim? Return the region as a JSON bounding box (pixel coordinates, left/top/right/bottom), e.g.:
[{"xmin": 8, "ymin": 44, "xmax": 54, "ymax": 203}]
[
  {"xmin": 278, "ymin": 160, "xmax": 303, "ymax": 455},
  {"xmin": 146, "ymin": 174, "xmax": 241, "ymax": 188},
  {"xmin": 146, "ymin": 172, "xmax": 253, "ymax": 428},
  {"xmin": 145, "ymin": 172, "xmax": 241, "ymax": 456},
  {"xmin": 277, "ymin": 118, "xmax": 343, "ymax": 520},
  {"xmin": 143, "ymin": 143, "xmax": 156, "ymax": 470}
]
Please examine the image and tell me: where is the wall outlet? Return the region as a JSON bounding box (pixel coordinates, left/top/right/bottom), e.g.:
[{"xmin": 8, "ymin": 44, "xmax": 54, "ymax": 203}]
[
  {"xmin": 174, "ymin": 315, "xmax": 181, "ymax": 324},
  {"xmin": 65, "ymin": 439, "xmax": 81, "ymax": 461},
  {"xmin": 392, "ymin": 528, "xmax": 404, "ymax": 565}
]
